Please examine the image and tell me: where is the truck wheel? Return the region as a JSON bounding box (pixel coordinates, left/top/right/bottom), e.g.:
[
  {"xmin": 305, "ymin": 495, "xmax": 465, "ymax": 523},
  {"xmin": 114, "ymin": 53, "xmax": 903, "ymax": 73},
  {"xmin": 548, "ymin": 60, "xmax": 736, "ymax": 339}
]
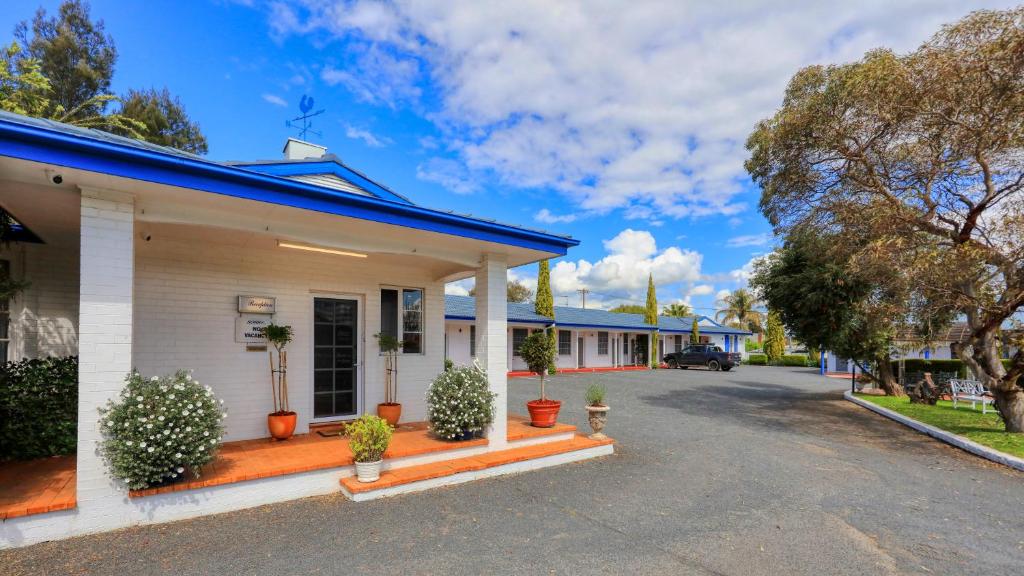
[
  {"xmin": 721, "ymin": 366, "xmax": 732, "ymax": 372},
  {"xmin": 708, "ymin": 359, "xmax": 721, "ymax": 371},
  {"xmin": 667, "ymin": 359, "xmax": 678, "ymax": 369}
]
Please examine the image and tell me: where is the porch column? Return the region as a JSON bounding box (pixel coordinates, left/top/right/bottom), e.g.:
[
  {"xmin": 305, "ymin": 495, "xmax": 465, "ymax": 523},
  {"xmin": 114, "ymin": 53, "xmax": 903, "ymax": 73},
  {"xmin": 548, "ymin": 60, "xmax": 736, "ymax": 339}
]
[
  {"xmin": 77, "ymin": 189, "xmax": 135, "ymax": 509},
  {"xmin": 475, "ymin": 254, "xmax": 508, "ymax": 449}
]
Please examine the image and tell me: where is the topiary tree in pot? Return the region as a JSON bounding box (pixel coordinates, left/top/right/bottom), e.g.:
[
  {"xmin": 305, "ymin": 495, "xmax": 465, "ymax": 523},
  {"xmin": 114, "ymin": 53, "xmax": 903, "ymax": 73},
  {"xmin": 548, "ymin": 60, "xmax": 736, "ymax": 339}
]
[
  {"xmin": 262, "ymin": 323, "xmax": 295, "ymax": 440},
  {"xmin": 374, "ymin": 333, "xmax": 403, "ymax": 426},
  {"xmin": 520, "ymin": 331, "xmax": 560, "ymax": 427}
]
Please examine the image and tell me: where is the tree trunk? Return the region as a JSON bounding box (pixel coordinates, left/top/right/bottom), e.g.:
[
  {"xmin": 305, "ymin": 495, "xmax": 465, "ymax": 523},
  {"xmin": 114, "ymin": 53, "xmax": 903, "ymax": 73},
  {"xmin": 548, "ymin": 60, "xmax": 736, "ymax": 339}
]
[
  {"xmin": 953, "ymin": 325, "xmax": 1024, "ymax": 431},
  {"xmin": 991, "ymin": 385, "xmax": 1024, "ymax": 433},
  {"xmin": 875, "ymin": 357, "xmax": 905, "ymax": 397}
]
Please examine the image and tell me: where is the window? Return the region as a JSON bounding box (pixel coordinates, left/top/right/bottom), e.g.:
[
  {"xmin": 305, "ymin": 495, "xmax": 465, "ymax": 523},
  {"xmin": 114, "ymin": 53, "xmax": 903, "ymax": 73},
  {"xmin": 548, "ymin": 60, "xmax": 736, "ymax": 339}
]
[
  {"xmin": 0, "ymin": 260, "xmax": 8, "ymax": 361},
  {"xmin": 597, "ymin": 332, "xmax": 608, "ymax": 355},
  {"xmin": 558, "ymin": 330, "xmax": 571, "ymax": 356},
  {"xmin": 470, "ymin": 325, "xmax": 476, "ymax": 358},
  {"xmin": 674, "ymin": 335, "xmax": 682, "ymax": 352},
  {"xmin": 512, "ymin": 328, "xmax": 528, "ymax": 356},
  {"xmin": 380, "ymin": 287, "xmax": 423, "ymax": 354}
]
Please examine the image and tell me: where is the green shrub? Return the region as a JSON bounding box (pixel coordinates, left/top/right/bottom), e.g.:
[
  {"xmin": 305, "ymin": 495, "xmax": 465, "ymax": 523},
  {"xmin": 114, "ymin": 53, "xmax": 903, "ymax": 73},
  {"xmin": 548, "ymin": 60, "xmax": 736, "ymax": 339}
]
[
  {"xmin": 346, "ymin": 414, "xmax": 392, "ymax": 462},
  {"xmin": 747, "ymin": 354, "xmax": 767, "ymax": 365},
  {"xmin": 426, "ymin": 364, "xmax": 497, "ymax": 440},
  {"xmin": 585, "ymin": 384, "xmax": 606, "ymax": 407},
  {"xmin": 99, "ymin": 370, "xmax": 226, "ymax": 490},
  {"xmin": 890, "ymin": 359, "xmax": 968, "ymax": 379},
  {"xmin": 444, "ymin": 358, "xmax": 454, "ymax": 372},
  {"xmin": 779, "ymin": 354, "xmax": 809, "ymax": 367},
  {"xmin": 0, "ymin": 356, "xmax": 78, "ymax": 460}
]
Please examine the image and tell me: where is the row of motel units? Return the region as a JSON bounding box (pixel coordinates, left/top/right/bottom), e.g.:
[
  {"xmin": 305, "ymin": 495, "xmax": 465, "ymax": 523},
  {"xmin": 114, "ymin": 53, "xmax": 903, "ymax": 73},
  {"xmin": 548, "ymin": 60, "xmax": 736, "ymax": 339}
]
[
  {"xmin": 444, "ymin": 294, "xmax": 752, "ymax": 371},
  {"xmin": 0, "ymin": 110, "xmax": 619, "ymax": 548}
]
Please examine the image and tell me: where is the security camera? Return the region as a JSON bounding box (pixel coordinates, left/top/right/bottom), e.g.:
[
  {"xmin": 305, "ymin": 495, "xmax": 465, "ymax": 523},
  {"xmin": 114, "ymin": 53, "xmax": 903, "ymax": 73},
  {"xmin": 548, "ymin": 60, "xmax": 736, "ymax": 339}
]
[{"xmin": 51, "ymin": 174, "xmax": 63, "ymax": 185}]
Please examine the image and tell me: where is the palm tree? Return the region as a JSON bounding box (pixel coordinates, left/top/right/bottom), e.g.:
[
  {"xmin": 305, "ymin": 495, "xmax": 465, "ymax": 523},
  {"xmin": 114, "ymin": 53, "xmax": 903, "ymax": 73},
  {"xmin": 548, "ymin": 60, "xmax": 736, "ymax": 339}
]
[
  {"xmin": 662, "ymin": 302, "xmax": 692, "ymax": 318},
  {"xmin": 715, "ymin": 288, "xmax": 764, "ymax": 335}
]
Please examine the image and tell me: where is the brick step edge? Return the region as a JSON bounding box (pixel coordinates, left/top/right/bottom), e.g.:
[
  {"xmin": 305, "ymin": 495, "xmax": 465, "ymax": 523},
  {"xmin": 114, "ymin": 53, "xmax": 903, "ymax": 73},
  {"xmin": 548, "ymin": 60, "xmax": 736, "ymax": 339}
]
[{"xmin": 340, "ymin": 434, "xmax": 614, "ymax": 495}]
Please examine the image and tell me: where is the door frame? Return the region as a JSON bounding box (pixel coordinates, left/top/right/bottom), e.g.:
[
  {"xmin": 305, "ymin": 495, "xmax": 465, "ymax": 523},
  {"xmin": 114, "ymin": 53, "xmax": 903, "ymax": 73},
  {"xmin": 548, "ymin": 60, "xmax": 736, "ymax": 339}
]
[{"xmin": 309, "ymin": 291, "xmax": 365, "ymax": 423}]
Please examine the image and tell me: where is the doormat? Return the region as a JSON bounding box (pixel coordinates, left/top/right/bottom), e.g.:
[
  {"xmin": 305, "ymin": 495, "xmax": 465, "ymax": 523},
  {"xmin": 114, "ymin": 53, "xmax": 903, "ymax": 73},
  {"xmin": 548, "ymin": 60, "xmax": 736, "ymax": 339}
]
[{"xmin": 314, "ymin": 425, "xmax": 346, "ymax": 437}]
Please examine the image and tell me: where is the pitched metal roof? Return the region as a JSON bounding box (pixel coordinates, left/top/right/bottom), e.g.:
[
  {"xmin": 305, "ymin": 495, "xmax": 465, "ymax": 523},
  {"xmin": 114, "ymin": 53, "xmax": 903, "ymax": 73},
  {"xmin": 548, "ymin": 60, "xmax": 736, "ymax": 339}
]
[{"xmin": 444, "ymin": 295, "xmax": 751, "ymax": 334}]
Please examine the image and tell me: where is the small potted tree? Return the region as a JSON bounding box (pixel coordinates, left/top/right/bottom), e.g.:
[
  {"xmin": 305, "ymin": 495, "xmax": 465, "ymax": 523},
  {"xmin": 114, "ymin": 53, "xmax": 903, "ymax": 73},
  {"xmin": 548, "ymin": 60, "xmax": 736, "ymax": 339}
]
[
  {"xmin": 262, "ymin": 323, "xmax": 296, "ymax": 440},
  {"xmin": 374, "ymin": 333, "xmax": 403, "ymax": 426},
  {"xmin": 346, "ymin": 414, "xmax": 393, "ymax": 483},
  {"xmin": 520, "ymin": 331, "xmax": 561, "ymax": 427},
  {"xmin": 584, "ymin": 384, "xmax": 609, "ymax": 439}
]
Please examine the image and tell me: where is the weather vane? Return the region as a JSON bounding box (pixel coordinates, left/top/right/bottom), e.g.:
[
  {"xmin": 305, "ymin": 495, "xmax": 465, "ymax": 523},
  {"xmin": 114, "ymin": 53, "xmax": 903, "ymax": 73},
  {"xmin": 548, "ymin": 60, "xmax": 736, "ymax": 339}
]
[{"xmin": 285, "ymin": 95, "xmax": 325, "ymax": 140}]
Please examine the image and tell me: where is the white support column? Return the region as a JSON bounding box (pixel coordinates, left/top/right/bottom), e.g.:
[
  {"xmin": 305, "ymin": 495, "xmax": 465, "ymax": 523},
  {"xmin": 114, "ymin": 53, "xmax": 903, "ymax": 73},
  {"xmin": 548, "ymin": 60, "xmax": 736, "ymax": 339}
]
[
  {"xmin": 77, "ymin": 188, "xmax": 135, "ymax": 510},
  {"xmin": 475, "ymin": 254, "xmax": 508, "ymax": 449}
]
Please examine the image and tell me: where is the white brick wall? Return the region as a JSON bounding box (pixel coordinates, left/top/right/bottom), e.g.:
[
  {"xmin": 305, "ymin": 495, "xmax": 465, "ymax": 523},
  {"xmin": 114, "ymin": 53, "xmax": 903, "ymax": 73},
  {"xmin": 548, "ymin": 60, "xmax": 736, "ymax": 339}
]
[
  {"xmin": 0, "ymin": 241, "xmax": 79, "ymax": 361},
  {"xmin": 133, "ymin": 224, "xmax": 447, "ymax": 441},
  {"xmin": 475, "ymin": 255, "xmax": 508, "ymax": 448}
]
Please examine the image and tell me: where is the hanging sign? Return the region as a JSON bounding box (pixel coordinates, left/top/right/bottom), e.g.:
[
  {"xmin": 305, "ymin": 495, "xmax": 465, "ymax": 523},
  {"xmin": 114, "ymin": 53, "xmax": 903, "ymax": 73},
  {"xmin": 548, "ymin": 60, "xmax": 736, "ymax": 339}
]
[
  {"xmin": 238, "ymin": 295, "xmax": 276, "ymax": 314},
  {"xmin": 236, "ymin": 315, "xmax": 272, "ymax": 343}
]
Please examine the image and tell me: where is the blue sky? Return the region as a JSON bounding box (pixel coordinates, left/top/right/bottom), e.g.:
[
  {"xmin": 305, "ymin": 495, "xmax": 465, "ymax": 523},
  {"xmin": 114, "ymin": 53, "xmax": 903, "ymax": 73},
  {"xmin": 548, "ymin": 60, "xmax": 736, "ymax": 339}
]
[{"xmin": 3, "ymin": 0, "xmax": 1013, "ymax": 314}]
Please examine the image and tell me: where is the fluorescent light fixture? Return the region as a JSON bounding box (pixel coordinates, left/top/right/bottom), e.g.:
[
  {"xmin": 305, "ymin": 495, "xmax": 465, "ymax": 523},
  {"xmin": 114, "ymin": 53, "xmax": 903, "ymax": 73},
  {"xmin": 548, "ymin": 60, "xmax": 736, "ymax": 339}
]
[{"xmin": 277, "ymin": 240, "xmax": 367, "ymax": 258}]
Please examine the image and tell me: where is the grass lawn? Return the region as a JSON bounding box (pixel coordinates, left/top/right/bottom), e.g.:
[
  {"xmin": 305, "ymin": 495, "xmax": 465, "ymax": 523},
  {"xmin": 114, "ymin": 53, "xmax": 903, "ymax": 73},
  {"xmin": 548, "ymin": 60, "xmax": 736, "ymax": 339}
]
[{"xmin": 855, "ymin": 394, "xmax": 1024, "ymax": 459}]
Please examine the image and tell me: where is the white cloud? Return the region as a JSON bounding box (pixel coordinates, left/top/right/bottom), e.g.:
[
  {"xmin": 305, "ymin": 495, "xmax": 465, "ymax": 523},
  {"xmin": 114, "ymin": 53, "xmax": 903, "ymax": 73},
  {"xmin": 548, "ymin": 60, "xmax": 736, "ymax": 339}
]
[
  {"xmin": 261, "ymin": 93, "xmax": 288, "ymax": 107},
  {"xmin": 416, "ymin": 157, "xmax": 480, "ymax": 194},
  {"xmin": 534, "ymin": 209, "xmax": 577, "ymax": 224},
  {"xmin": 263, "ymin": 0, "xmax": 1004, "ymax": 219},
  {"xmin": 344, "ymin": 124, "xmax": 393, "ymax": 148},
  {"xmin": 445, "ymin": 282, "xmax": 470, "ymax": 296},
  {"xmin": 726, "ymin": 233, "xmax": 771, "ymax": 248},
  {"xmin": 729, "ymin": 254, "xmax": 768, "ymax": 286},
  {"xmin": 715, "ymin": 289, "xmax": 732, "ymax": 302}
]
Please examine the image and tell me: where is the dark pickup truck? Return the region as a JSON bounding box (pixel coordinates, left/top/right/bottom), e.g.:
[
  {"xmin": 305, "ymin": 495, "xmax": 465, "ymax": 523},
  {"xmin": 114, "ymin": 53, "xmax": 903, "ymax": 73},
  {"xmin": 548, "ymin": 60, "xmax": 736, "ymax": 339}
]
[{"xmin": 663, "ymin": 344, "xmax": 741, "ymax": 371}]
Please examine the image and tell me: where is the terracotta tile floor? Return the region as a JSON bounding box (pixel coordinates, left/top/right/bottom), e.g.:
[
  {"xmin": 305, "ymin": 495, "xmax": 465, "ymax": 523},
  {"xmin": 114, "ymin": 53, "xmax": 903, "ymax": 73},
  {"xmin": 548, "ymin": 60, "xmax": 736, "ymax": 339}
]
[
  {"xmin": 0, "ymin": 456, "xmax": 76, "ymax": 519},
  {"xmin": 340, "ymin": 433, "xmax": 614, "ymax": 494},
  {"xmin": 0, "ymin": 415, "xmax": 578, "ymax": 515}
]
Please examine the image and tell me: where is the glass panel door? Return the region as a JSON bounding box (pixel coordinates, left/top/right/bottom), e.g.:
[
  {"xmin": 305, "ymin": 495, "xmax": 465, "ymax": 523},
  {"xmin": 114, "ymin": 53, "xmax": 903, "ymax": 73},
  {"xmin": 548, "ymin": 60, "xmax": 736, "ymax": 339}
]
[{"xmin": 313, "ymin": 298, "xmax": 358, "ymax": 419}]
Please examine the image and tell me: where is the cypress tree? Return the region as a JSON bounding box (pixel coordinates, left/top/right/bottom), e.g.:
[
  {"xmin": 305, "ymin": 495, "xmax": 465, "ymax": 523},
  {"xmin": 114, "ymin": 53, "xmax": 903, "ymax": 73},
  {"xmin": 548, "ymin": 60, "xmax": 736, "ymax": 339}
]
[
  {"xmin": 644, "ymin": 274, "xmax": 658, "ymax": 367},
  {"xmin": 764, "ymin": 310, "xmax": 785, "ymax": 364},
  {"xmin": 690, "ymin": 318, "xmax": 700, "ymax": 344},
  {"xmin": 535, "ymin": 260, "xmax": 557, "ymax": 374}
]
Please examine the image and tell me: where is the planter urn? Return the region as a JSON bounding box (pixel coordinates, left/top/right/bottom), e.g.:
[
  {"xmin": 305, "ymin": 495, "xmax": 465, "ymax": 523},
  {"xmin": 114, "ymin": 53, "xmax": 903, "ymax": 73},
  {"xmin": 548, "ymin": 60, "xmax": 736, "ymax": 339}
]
[
  {"xmin": 355, "ymin": 460, "xmax": 382, "ymax": 483},
  {"xmin": 585, "ymin": 405, "xmax": 609, "ymax": 439},
  {"xmin": 526, "ymin": 399, "xmax": 562, "ymax": 428},
  {"xmin": 377, "ymin": 402, "xmax": 402, "ymax": 426},
  {"xmin": 267, "ymin": 411, "xmax": 297, "ymax": 440}
]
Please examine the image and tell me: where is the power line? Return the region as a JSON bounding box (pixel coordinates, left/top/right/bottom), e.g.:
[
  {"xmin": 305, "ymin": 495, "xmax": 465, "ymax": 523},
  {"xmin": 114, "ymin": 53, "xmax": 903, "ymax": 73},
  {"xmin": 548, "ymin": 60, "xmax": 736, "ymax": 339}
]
[{"xmin": 576, "ymin": 288, "xmax": 590, "ymax": 309}]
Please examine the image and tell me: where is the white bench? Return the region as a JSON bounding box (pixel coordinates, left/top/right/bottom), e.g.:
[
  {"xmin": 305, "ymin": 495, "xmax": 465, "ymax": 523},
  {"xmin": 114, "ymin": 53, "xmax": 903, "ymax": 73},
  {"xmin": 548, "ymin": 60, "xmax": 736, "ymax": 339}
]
[{"xmin": 950, "ymin": 379, "xmax": 994, "ymax": 414}]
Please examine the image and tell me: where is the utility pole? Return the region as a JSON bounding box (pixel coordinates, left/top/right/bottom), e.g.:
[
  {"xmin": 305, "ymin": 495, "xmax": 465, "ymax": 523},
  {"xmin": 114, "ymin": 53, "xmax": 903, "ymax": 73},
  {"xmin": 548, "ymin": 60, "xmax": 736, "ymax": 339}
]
[{"xmin": 577, "ymin": 288, "xmax": 590, "ymax": 309}]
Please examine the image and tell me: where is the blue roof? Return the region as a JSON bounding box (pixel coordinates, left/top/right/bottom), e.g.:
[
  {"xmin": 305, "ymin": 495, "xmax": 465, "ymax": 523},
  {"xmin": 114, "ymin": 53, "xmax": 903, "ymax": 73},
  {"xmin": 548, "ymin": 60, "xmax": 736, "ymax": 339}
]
[
  {"xmin": 444, "ymin": 295, "xmax": 751, "ymax": 334},
  {"xmin": 0, "ymin": 110, "xmax": 578, "ymax": 256}
]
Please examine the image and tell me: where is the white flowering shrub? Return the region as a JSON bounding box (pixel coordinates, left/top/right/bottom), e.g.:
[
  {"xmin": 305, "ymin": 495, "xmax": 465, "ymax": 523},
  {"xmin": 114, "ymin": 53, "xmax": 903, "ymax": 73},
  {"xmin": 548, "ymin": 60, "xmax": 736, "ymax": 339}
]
[
  {"xmin": 426, "ymin": 364, "xmax": 497, "ymax": 440},
  {"xmin": 99, "ymin": 370, "xmax": 226, "ymax": 490}
]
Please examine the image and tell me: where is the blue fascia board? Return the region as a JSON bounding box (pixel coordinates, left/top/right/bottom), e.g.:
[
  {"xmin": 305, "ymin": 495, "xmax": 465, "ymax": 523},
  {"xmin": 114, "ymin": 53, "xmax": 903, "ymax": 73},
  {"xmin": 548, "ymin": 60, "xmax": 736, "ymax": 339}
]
[
  {"xmin": 555, "ymin": 322, "xmax": 655, "ymax": 331},
  {"xmin": 0, "ymin": 119, "xmax": 579, "ymax": 255},
  {"xmin": 235, "ymin": 161, "xmax": 413, "ymax": 205}
]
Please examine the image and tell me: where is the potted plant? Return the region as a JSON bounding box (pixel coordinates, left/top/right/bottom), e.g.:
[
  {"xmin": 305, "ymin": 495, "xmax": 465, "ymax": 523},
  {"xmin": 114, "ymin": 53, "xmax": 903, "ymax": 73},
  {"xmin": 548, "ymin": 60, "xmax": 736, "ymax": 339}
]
[
  {"xmin": 262, "ymin": 323, "xmax": 296, "ymax": 440},
  {"xmin": 426, "ymin": 362, "xmax": 497, "ymax": 440},
  {"xmin": 346, "ymin": 414, "xmax": 393, "ymax": 483},
  {"xmin": 374, "ymin": 333, "xmax": 403, "ymax": 426},
  {"xmin": 584, "ymin": 384, "xmax": 609, "ymax": 439},
  {"xmin": 520, "ymin": 331, "xmax": 561, "ymax": 427}
]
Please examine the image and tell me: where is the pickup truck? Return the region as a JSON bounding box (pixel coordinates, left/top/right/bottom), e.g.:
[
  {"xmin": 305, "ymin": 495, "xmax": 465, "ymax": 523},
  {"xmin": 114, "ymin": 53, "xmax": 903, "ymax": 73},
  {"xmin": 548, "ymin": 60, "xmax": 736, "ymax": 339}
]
[{"xmin": 663, "ymin": 344, "xmax": 741, "ymax": 371}]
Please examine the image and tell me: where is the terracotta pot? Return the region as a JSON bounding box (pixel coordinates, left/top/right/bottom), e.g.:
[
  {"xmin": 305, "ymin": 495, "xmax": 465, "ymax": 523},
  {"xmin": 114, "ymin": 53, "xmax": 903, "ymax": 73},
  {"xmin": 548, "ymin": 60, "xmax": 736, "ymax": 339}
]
[
  {"xmin": 355, "ymin": 460, "xmax": 382, "ymax": 483},
  {"xmin": 267, "ymin": 411, "xmax": 297, "ymax": 440},
  {"xmin": 585, "ymin": 404, "xmax": 609, "ymax": 439},
  {"xmin": 526, "ymin": 399, "xmax": 562, "ymax": 428},
  {"xmin": 377, "ymin": 402, "xmax": 402, "ymax": 426}
]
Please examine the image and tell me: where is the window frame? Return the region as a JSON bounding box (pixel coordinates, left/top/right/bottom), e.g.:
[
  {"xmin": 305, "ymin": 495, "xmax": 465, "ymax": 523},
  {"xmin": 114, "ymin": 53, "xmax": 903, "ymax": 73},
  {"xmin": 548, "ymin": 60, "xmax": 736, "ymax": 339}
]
[
  {"xmin": 379, "ymin": 286, "xmax": 425, "ymax": 355},
  {"xmin": 512, "ymin": 327, "xmax": 529, "ymax": 357},
  {"xmin": 597, "ymin": 331, "xmax": 609, "ymax": 355},
  {"xmin": 0, "ymin": 260, "xmax": 9, "ymax": 362},
  {"xmin": 558, "ymin": 330, "xmax": 571, "ymax": 356},
  {"xmin": 470, "ymin": 324, "xmax": 476, "ymax": 358}
]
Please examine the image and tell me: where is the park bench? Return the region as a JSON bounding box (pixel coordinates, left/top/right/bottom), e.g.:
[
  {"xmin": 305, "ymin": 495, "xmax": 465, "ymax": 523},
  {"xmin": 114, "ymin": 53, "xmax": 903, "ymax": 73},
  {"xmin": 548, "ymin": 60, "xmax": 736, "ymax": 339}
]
[{"xmin": 949, "ymin": 379, "xmax": 994, "ymax": 414}]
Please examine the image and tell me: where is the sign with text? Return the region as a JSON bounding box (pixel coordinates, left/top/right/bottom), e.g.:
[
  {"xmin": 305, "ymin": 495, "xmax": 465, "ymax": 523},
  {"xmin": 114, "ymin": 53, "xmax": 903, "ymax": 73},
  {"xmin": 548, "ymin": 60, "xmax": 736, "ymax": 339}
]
[
  {"xmin": 238, "ymin": 295, "xmax": 276, "ymax": 314},
  {"xmin": 235, "ymin": 315, "xmax": 272, "ymax": 344}
]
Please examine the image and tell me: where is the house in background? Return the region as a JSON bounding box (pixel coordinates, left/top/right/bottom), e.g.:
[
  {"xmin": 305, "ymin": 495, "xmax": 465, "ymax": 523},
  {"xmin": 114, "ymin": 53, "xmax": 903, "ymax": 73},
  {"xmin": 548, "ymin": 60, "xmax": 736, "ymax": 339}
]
[
  {"xmin": 0, "ymin": 111, "xmax": 614, "ymax": 548},
  {"xmin": 444, "ymin": 294, "xmax": 751, "ymax": 371}
]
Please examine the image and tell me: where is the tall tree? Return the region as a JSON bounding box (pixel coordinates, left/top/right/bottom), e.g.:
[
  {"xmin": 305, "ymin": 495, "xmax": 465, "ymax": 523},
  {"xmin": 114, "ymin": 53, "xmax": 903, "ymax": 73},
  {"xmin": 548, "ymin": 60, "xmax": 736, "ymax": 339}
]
[
  {"xmin": 763, "ymin": 311, "xmax": 786, "ymax": 364},
  {"xmin": 747, "ymin": 7, "xmax": 1024, "ymax": 427},
  {"xmin": 644, "ymin": 274, "xmax": 658, "ymax": 367},
  {"xmin": 535, "ymin": 260, "xmax": 557, "ymax": 374},
  {"xmin": 15, "ymin": 0, "xmax": 116, "ymax": 120},
  {"xmin": 715, "ymin": 288, "xmax": 764, "ymax": 334},
  {"xmin": 690, "ymin": 318, "xmax": 700, "ymax": 345},
  {"xmin": 117, "ymin": 88, "xmax": 208, "ymax": 154},
  {"xmin": 662, "ymin": 302, "xmax": 692, "ymax": 318},
  {"xmin": 469, "ymin": 279, "xmax": 533, "ymax": 303},
  {"xmin": 0, "ymin": 42, "xmax": 49, "ymax": 117},
  {"xmin": 609, "ymin": 304, "xmax": 646, "ymax": 314}
]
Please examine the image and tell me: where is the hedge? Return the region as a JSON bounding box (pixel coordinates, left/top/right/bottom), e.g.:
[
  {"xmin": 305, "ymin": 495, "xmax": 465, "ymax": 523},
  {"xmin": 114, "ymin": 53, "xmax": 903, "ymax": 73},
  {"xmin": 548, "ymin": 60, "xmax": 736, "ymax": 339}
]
[
  {"xmin": 778, "ymin": 354, "xmax": 810, "ymax": 367},
  {"xmin": 889, "ymin": 358, "xmax": 1015, "ymax": 380},
  {"xmin": 0, "ymin": 356, "xmax": 78, "ymax": 460},
  {"xmin": 746, "ymin": 354, "xmax": 767, "ymax": 365}
]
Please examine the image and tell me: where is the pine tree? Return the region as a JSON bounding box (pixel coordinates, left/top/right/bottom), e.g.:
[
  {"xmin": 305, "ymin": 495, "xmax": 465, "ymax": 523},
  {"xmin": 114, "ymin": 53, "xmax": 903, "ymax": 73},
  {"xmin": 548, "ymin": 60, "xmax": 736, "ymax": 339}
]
[
  {"xmin": 764, "ymin": 311, "xmax": 785, "ymax": 364},
  {"xmin": 644, "ymin": 274, "xmax": 658, "ymax": 367},
  {"xmin": 535, "ymin": 260, "xmax": 557, "ymax": 374},
  {"xmin": 690, "ymin": 318, "xmax": 700, "ymax": 345}
]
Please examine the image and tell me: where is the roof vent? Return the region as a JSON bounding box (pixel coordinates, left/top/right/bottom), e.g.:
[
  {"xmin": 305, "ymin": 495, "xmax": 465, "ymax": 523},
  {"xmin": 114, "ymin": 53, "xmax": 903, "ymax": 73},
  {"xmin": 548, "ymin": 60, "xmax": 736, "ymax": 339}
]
[{"xmin": 282, "ymin": 138, "xmax": 327, "ymax": 160}]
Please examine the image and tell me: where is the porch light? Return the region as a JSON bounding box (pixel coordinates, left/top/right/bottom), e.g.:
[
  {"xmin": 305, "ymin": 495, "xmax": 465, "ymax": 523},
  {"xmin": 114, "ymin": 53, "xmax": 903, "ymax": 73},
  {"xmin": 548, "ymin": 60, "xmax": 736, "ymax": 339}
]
[{"xmin": 277, "ymin": 240, "xmax": 367, "ymax": 258}]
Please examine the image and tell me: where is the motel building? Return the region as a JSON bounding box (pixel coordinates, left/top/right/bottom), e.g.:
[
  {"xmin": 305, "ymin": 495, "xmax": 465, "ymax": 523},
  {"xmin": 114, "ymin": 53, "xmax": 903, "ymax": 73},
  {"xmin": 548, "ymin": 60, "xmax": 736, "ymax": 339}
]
[
  {"xmin": 444, "ymin": 294, "xmax": 751, "ymax": 373},
  {"xmin": 0, "ymin": 110, "xmax": 616, "ymax": 548}
]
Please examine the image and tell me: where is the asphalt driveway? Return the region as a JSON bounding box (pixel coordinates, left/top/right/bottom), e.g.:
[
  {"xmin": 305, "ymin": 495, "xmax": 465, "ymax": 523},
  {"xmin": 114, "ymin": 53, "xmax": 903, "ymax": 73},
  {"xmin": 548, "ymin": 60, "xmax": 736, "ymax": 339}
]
[{"xmin": 3, "ymin": 367, "xmax": 1023, "ymax": 575}]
